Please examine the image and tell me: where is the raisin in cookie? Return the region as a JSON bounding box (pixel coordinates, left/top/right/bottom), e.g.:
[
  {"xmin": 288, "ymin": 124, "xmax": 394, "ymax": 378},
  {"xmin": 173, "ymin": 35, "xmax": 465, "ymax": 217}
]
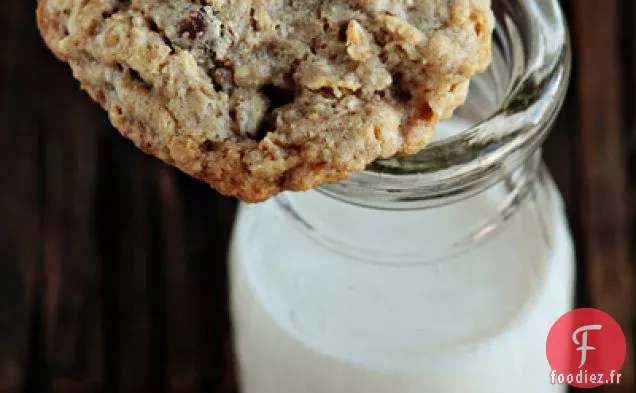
[{"xmin": 37, "ymin": 0, "xmax": 493, "ymax": 202}]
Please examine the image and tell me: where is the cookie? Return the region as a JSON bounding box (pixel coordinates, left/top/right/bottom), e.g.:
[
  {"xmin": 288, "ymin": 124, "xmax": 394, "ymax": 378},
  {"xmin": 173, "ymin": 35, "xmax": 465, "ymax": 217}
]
[{"xmin": 37, "ymin": 0, "xmax": 493, "ymax": 202}]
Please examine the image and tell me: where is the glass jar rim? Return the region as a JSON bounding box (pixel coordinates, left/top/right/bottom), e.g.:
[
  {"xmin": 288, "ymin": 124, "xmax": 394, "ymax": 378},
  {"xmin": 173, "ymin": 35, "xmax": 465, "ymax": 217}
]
[{"xmin": 318, "ymin": 0, "xmax": 571, "ymax": 209}]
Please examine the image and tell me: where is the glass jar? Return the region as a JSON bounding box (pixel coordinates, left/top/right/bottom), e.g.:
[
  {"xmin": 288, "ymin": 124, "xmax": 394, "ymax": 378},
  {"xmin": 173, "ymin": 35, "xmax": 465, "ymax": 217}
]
[{"xmin": 230, "ymin": 0, "xmax": 574, "ymax": 392}]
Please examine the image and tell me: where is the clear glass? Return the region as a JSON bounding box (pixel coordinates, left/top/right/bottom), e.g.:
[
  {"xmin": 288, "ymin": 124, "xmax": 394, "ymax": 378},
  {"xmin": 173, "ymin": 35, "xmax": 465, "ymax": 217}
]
[{"xmin": 230, "ymin": 0, "xmax": 574, "ymax": 392}]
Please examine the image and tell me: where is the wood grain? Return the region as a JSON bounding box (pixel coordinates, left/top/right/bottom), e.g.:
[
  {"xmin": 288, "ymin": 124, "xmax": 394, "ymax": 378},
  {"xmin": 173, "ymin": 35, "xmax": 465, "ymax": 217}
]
[
  {"xmin": 39, "ymin": 45, "xmax": 105, "ymax": 393},
  {"xmin": 0, "ymin": 1, "xmax": 43, "ymax": 391},
  {"xmin": 570, "ymin": 0, "xmax": 636, "ymax": 391},
  {"xmin": 157, "ymin": 166, "xmax": 206, "ymax": 393},
  {"xmin": 96, "ymin": 136, "xmax": 153, "ymax": 393}
]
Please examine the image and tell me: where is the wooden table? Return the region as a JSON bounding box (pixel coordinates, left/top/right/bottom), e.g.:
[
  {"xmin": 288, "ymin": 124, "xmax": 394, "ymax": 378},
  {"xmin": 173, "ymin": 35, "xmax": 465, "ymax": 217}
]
[{"xmin": 0, "ymin": 1, "xmax": 634, "ymax": 392}]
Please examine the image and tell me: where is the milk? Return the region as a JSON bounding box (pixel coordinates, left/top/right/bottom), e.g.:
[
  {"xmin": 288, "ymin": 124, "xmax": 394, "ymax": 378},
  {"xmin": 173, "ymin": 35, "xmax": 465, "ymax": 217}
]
[{"xmin": 230, "ymin": 119, "xmax": 576, "ymax": 393}]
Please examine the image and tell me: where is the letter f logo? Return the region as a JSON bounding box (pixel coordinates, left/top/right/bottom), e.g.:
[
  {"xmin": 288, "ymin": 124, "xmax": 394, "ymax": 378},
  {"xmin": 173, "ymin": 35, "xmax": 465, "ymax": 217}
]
[{"xmin": 572, "ymin": 325, "xmax": 603, "ymax": 368}]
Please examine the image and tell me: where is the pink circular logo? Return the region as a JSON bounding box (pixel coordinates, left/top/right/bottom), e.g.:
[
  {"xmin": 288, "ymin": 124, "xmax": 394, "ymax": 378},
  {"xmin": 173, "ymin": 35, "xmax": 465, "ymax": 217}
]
[{"xmin": 546, "ymin": 308, "xmax": 626, "ymax": 388}]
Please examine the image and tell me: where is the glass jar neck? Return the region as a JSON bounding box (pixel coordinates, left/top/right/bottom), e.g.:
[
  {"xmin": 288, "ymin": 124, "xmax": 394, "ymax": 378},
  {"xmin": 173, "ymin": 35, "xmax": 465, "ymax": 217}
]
[
  {"xmin": 277, "ymin": 150, "xmax": 551, "ymax": 264},
  {"xmin": 315, "ymin": 0, "xmax": 570, "ymax": 210}
]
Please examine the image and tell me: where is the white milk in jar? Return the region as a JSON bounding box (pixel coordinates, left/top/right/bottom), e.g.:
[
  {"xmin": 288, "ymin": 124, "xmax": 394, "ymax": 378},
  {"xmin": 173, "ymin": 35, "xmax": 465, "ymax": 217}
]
[{"xmin": 230, "ymin": 121, "xmax": 575, "ymax": 393}]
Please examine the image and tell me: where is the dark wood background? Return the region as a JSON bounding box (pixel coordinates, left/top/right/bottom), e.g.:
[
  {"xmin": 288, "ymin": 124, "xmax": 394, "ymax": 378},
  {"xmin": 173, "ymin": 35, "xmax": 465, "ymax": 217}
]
[{"xmin": 1, "ymin": 0, "xmax": 634, "ymax": 392}]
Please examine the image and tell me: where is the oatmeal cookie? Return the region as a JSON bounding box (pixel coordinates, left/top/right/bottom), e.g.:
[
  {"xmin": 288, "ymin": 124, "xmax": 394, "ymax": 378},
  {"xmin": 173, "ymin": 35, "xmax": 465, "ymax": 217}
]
[{"xmin": 37, "ymin": 0, "xmax": 493, "ymax": 202}]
